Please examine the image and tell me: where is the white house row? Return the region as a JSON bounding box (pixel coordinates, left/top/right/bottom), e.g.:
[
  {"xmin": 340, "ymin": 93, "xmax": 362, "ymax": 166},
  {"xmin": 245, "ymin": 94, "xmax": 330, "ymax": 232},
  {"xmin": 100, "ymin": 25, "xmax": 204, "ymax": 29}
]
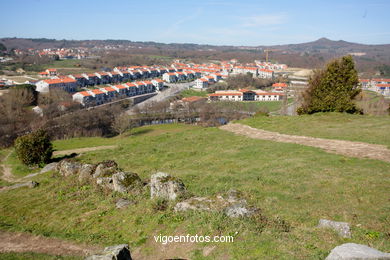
[{"xmin": 72, "ymin": 79, "xmax": 164, "ymax": 106}]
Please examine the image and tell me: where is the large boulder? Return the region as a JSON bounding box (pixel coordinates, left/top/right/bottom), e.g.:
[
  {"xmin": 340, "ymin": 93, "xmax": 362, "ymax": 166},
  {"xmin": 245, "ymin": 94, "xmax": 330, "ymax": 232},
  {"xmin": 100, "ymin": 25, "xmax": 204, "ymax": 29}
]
[
  {"xmin": 112, "ymin": 172, "xmax": 142, "ymax": 194},
  {"xmin": 78, "ymin": 164, "xmax": 95, "ymax": 183},
  {"xmin": 85, "ymin": 244, "xmax": 132, "ymax": 260},
  {"xmin": 57, "ymin": 160, "xmax": 82, "ymax": 177},
  {"xmin": 150, "ymin": 172, "xmax": 187, "ymax": 200},
  {"xmin": 318, "ymin": 219, "xmax": 351, "ymax": 238},
  {"xmin": 325, "ymin": 243, "xmax": 390, "ymax": 260},
  {"xmin": 93, "ymin": 160, "xmax": 118, "ymax": 178}
]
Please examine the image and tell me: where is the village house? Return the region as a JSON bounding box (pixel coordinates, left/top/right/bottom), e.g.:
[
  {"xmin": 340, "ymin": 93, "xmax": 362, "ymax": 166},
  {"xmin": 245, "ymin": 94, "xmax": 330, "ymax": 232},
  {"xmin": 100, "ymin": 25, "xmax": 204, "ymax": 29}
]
[
  {"xmin": 112, "ymin": 84, "xmax": 129, "ymax": 97},
  {"xmin": 69, "ymin": 74, "xmax": 88, "ymax": 88},
  {"xmin": 359, "ymin": 79, "xmax": 370, "ymax": 89},
  {"xmin": 163, "ymin": 72, "xmax": 178, "ymax": 83},
  {"xmin": 38, "ymin": 68, "xmax": 57, "ymax": 77},
  {"xmin": 72, "ymin": 90, "xmax": 94, "ymax": 106},
  {"xmin": 83, "ymin": 73, "xmax": 100, "ymax": 86},
  {"xmin": 272, "ymin": 82, "xmax": 288, "ymax": 92},
  {"xmin": 108, "ymin": 71, "xmax": 123, "ymax": 83},
  {"xmin": 208, "ymin": 89, "xmax": 283, "ymax": 102},
  {"xmin": 90, "ymin": 89, "xmax": 106, "ymax": 105},
  {"xmin": 258, "ymin": 69, "xmax": 274, "ymax": 79},
  {"xmin": 194, "ymin": 78, "xmax": 209, "ymax": 89},
  {"xmin": 95, "ymin": 72, "xmax": 111, "ymax": 84},
  {"xmin": 125, "ymin": 82, "xmax": 138, "ymax": 96},
  {"xmin": 35, "ymin": 77, "xmax": 77, "ymax": 93},
  {"xmin": 151, "ymin": 78, "xmax": 164, "ymax": 91},
  {"xmin": 100, "ymin": 86, "xmax": 118, "ymax": 102}
]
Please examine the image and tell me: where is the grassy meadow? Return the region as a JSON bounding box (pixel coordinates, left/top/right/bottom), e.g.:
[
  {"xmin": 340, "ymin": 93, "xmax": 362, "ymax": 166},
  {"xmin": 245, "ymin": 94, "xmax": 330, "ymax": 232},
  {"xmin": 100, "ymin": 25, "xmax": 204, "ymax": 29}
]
[{"xmin": 0, "ymin": 114, "xmax": 389, "ymax": 259}]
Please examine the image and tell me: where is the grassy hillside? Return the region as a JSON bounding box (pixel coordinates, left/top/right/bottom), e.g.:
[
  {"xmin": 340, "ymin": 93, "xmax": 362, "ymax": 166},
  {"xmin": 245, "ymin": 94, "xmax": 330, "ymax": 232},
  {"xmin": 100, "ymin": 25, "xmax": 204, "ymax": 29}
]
[
  {"xmin": 240, "ymin": 113, "xmax": 390, "ymax": 148},
  {"xmin": 1, "ymin": 119, "xmax": 389, "ymax": 259}
]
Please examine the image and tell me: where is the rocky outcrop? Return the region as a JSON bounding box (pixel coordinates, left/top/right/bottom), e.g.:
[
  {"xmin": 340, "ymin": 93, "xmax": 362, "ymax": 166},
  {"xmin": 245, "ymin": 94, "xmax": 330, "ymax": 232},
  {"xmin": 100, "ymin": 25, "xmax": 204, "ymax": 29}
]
[
  {"xmin": 150, "ymin": 172, "xmax": 187, "ymax": 200},
  {"xmin": 318, "ymin": 219, "xmax": 351, "ymax": 238},
  {"xmin": 85, "ymin": 244, "xmax": 132, "ymax": 260},
  {"xmin": 96, "ymin": 177, "xmax": 114, "ymax": 191},
  {"xmin": 93, "ymin": 160, "xmax": 118, "ymax": 178},
  {"xmin": 56, "ymin": 160, "xmax": 82, "ymax": 177},
  {"xmin": 78, "ymin": 164, "xmax": 95, "ymax": 183},
  {"xmin": 174, "ymin": 189, "xmax": 259, "ymax": 218},
  {"xmin": 112, "ymin": 172, "xmax": 143, "ymax": 194},
  {"xmin": 325, "ymin": 243, "xmax": 390, "ymax": 260}
]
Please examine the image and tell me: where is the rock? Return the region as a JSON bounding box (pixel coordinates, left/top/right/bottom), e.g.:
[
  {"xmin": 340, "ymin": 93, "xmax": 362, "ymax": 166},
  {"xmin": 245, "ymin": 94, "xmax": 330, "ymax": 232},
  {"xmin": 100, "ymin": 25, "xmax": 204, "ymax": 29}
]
[
  {"xmin": 325, "ymin": 243, "xmax": 390, "ymax": 260},
  {"xmin": 93, "ymin": 160, "xmax": 118, "ymax": 178},
  {"xmin": 174, "ymin": 197, "xmax": 214, "ymax": 212},
  {"xmin": 174, "ymin": 191, "xmax": 259, "ymax": 218},
  {"xmin": 150, "ymin": 172, "xmax": 187, "ymax": 200},
  {"xmin": 40, "ymin": 162, "xmax": 58, "ymax": 173},
  {"xmin": 78, "ymin": 164, "xmax": 95, "ymax": 183},
  {"xmin": 116, "ymin": 198, "xmax": 134, "ymax": 209},
  {"xmin": 319, "ymin": 219, "xmax": 351, "ymax": 238},
  {"xmin": 57, "ymin": 160, "xmax": 82, "ymax": 177},
  {"xmin": 8, "ymin": 181, "xmax": 39, "ymax": 190},
  {"xmin": 96, "ymin": 177, "xmax": 114, "ymax": 191},
  {"xmin": 85, "ymin": 244, "xmax": 132, "ymax": 260},
  {"xmin": 112, "ymin": 172, "xmax": 142, "ymax": 194},
  {"xmin": 224, "ymin": 203, "xmax": 258, "ymax": 218}
]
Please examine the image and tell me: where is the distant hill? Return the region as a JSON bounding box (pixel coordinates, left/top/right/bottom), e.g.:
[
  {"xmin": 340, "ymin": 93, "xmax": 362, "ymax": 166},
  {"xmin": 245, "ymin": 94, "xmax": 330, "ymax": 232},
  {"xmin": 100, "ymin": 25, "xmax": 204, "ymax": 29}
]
[{"xmin": 1, "ymin": 37, "xmax": 389, "ymax": 73}]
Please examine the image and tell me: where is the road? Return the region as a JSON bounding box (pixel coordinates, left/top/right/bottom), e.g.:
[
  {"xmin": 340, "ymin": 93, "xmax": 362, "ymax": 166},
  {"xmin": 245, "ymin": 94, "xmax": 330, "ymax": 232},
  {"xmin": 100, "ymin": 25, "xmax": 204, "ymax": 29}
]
[{"xmin": 126, "ymin": 81, "xmax": 194, "ymax": 114}]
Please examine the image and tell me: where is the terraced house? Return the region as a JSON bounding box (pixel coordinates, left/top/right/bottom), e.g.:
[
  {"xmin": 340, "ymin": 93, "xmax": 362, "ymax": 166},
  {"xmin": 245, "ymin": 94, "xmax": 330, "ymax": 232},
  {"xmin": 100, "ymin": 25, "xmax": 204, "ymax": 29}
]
[{"xmin": 35, "ymin": 77, "xmax": 77, "ymax": 93}]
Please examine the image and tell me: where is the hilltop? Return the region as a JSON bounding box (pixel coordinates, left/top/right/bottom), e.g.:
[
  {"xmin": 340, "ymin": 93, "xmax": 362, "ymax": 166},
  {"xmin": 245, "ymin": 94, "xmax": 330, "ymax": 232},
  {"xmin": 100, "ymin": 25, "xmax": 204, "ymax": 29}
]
[{"xmin": 0, "ymin": 113, "xmax": 389, "ymax": 259}]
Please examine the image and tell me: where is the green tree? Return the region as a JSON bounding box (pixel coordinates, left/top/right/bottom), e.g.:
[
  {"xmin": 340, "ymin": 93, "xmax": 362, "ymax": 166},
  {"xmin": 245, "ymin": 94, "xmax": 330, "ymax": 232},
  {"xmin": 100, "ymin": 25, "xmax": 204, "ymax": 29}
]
[
  {"xmin": 297, "ymin": 55, "xmax": 361, "ymax": 114},
  {"xmin": 14, "ymin": 129, "xmax": 53, "ymax": 166}
]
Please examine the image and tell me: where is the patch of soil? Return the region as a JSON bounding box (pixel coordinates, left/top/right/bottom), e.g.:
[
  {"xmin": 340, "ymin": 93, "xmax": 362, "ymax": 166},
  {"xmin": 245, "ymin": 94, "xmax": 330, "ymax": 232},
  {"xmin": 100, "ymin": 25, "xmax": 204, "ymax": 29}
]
[{"xmin": 0, "ymin": 231, "xmax": 101, "ymax": 257}]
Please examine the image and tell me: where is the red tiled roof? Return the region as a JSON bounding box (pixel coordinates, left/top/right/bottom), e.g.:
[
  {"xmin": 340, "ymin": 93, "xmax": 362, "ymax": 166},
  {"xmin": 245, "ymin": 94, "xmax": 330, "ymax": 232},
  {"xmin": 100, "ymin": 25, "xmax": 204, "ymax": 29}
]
[
  {"xmin": 91, "ymin": 89, "xmax": 104, "ymax": 95},
  {"xmin": 182, "ymin": 96, "xmax": 205, "ymax": 102},
  {"xmin": 43, "ymin": 77, "xmax": 76, "ymax": 84},
  {"xmin": 272, "ymin": 83, "xmax": 288, "ymax": 87}
]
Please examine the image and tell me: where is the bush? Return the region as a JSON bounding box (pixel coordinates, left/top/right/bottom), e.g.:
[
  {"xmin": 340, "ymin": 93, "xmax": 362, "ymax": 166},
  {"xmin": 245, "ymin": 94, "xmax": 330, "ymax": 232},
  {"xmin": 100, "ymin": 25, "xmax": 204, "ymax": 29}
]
[
  {"xmin": 14, "ymin": 129, "xmax": 53, "ymax": 166},
  {"xmin": 297, "ymin": 55, "xmax": 361, "ymax": 115}
]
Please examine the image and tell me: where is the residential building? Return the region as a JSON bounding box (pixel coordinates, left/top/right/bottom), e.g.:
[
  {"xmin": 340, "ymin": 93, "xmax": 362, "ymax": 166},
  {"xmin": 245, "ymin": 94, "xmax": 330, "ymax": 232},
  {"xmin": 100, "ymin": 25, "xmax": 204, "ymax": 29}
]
[{"xmin": 35, "ymin": 77, "xmax": 77, "ymax": 93}]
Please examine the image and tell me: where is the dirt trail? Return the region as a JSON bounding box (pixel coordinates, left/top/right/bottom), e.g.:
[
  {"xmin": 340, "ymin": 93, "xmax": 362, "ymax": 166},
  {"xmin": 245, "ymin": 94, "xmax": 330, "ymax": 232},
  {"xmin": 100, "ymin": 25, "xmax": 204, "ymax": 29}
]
[
  {"xmin": 0, "ymin": 152, "xmax": 15, "ymax": 182},
  {"xmin": 220, "ymin": 123, "xmax": 390, "ymax": 163},
  {"xmin": 0, "ymin": 231, "xmax": 101, "ymax": 257},
  {"xmin": 53, "ymin": 145, "xmax": 117, "ymax": 156}
]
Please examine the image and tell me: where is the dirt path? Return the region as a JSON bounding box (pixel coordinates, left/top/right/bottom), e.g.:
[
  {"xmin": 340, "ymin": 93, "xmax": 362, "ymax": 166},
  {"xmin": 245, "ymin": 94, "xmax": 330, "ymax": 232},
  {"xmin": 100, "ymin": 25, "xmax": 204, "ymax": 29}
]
[
  {"xmin": 53, "ymin": 145, "xmax": 117, "ymax": 156},
  {"xmin": 0, "ymin": 231, "xmax": 101, "ymax": 257},
  {"xmin": 220, "ymin": 123, "xmax": 390, "ymax": 163},
  {"xmin": 0, "ymin": 151, "xmax": 15, "ymax": 182}
]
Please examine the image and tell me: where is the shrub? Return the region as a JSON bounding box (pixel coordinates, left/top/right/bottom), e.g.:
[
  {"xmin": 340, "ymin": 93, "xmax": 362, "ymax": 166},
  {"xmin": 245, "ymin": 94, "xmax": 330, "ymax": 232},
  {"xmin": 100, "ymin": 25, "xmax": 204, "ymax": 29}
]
[
  {"xmin": 14, "ymin": 129, "xmax": 53, "ymax": 166},
  {"xmin": 297, "ymin": 55, "xmax": 361, "ymax": 114}
]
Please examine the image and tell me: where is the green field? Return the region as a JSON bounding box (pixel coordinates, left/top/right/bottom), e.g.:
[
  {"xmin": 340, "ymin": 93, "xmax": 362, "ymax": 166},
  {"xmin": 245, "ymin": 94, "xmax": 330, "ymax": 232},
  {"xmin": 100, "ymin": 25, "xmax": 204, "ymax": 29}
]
[
  {"xmin": 180, "ymin": 89, "xmax": 209, "ymax": 98},
  {"xmin": 240, "ymin": 112, "xmax": 390, "ymax": 148},
  {"xmin": 1, "ymin": 114, "xmax": 389, "ymax": 259}
]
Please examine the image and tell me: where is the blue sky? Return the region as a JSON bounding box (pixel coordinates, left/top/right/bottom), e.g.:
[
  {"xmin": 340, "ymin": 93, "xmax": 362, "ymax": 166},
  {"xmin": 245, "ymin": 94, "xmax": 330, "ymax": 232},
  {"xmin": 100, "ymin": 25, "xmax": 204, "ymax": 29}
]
[{"xmin": 1, "ymin": 0, "xmax": 389, "ymax": 46}]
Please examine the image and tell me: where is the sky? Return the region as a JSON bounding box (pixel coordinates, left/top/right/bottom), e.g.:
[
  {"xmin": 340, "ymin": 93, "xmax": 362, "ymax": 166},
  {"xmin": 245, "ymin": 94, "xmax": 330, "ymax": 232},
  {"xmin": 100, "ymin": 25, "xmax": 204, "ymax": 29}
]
[{"xmin": 0, "ymin": 0, "xmax": 389, "ymax": 46}]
